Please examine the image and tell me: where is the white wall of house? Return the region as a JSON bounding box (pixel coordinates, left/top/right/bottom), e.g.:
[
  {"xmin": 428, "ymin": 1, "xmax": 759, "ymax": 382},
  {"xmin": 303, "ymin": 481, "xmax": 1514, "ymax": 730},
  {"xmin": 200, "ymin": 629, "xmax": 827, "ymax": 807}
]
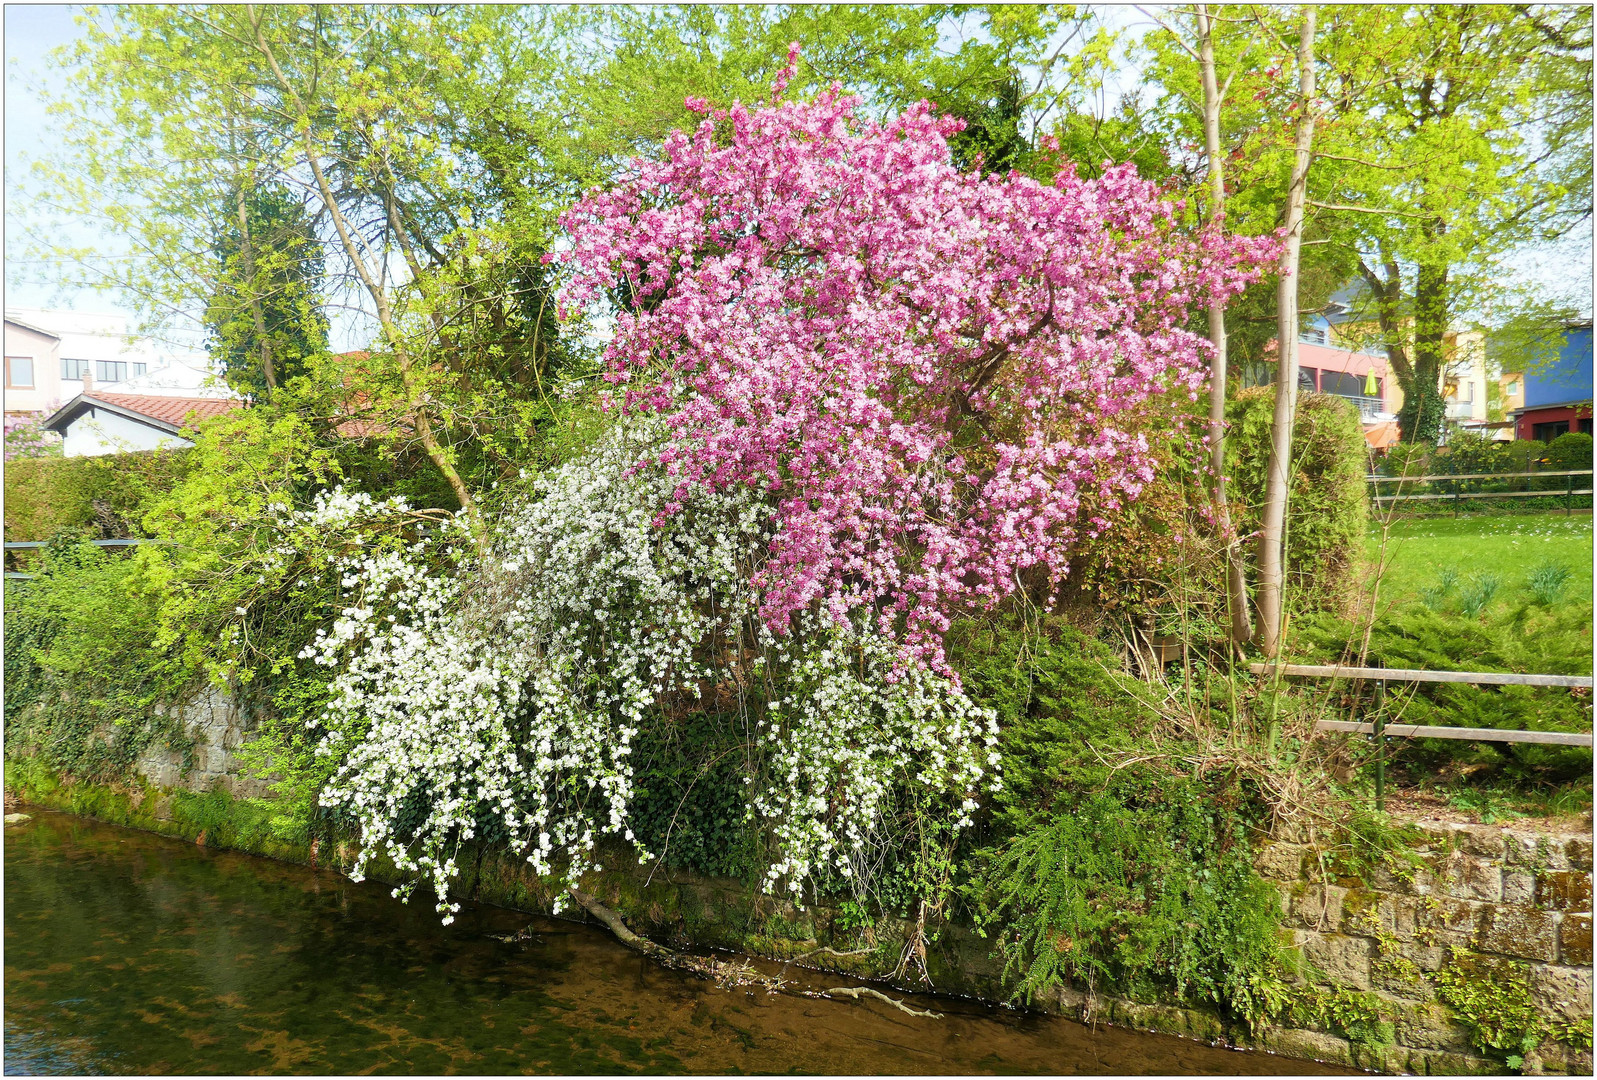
[
  {"xmin": 60, "ymin": 407, "xmax": 194, "ymax": 457},
  {"xmin": 3, "ymin": 308, "xmax": 221, "ymax": 415}
]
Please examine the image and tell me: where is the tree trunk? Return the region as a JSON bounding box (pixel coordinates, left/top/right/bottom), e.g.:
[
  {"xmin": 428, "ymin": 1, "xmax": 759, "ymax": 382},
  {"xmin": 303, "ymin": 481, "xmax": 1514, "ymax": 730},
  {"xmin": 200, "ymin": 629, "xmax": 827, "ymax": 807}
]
[
  {"xmin": 247, "ymin": 11, "xmax": 484, "ymax": 540},
  {"xmin": 1400, "ymin": 259, "xmax": 1450, "ymax": 443},
  {"xmin": 1197, "ymin": 4, "xmax": 1253, "ymax": 646},
  {"xmin": 1254, "ymin": 6, "xmax": 1317, "ymax": 658},
  {"xmin": 231, "ymin": 183, "xmax": 278, "ymax": 393}
]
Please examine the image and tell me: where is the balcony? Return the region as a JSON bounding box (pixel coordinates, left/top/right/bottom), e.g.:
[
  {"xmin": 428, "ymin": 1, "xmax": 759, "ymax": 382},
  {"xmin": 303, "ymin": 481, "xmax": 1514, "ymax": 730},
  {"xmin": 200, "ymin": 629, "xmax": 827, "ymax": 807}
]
[{"xmin": 1328, "ymin": 393, "xmax": 1386, "ymax": 421}]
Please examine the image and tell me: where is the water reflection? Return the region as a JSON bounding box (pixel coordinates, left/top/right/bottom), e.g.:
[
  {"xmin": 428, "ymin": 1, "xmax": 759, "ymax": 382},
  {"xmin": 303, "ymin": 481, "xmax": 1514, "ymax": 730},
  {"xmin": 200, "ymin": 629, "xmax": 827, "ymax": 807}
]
[{"xmin": 4, "ymin": 811, "xmax": 1353, "ymax": 1075}]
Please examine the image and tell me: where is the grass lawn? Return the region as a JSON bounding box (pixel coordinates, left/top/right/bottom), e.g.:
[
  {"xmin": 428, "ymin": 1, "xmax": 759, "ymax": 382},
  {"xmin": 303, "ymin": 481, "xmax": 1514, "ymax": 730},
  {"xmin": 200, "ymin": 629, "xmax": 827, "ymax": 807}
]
[{"xmin": 1368, "ymin": 512, "xmax": 1594, "ymax": 610}]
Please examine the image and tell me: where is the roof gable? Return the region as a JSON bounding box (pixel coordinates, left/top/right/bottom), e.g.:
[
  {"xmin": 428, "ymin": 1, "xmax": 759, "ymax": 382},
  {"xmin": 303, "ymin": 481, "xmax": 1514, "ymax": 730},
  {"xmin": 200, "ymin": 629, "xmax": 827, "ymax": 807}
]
[{"xmin": 43, "ymin": 392, "xmax": 244, "ymax": 436}]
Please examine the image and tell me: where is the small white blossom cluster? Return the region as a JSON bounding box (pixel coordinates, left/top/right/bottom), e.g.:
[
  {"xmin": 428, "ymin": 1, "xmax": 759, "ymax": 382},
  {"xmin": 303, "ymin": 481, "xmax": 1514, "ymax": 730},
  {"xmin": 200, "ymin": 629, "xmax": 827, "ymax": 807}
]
[{"xmin": 294, "ymin": 420, "xmax": 998, "ymax": 923}]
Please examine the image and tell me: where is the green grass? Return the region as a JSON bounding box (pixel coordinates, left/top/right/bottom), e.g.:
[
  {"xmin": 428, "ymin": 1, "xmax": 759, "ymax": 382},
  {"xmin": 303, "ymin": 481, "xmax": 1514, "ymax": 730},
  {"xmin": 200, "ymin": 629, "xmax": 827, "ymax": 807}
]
[{"xmin": 1370, "ymin": 513, "xmax": 1594, "ymax": 612}]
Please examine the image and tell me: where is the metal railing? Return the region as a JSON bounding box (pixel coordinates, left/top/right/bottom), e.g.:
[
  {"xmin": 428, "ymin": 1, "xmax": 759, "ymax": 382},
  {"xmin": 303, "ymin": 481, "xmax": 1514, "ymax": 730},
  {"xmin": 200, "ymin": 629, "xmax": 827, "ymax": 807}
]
[
  {"xmin": 3, "ymin": 538, "xmax": 168, "ymax": 580},
  {"xmin": 1250, "ymin": 662, "xmax": 1594, "ymax": 810},
  {"xmin": 1330, "ymin": 393, "xmax": 1386, "ymax": 421}
]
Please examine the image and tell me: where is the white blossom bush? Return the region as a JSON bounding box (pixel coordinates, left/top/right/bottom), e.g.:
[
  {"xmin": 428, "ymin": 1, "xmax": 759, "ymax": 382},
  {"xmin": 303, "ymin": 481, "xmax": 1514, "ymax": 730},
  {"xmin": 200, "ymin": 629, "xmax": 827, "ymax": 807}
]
[{"xmin": 296, "ymin": 420, "xmax": 999, "ymax": 922}]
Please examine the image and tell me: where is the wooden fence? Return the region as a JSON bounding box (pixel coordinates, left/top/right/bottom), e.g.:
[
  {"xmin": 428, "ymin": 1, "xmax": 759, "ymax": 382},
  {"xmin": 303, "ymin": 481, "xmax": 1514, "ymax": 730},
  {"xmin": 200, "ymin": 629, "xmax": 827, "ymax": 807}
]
[
  {"xmin": 1249, "ymin": 662, "xmax": 1594, "ymax": 809},
  {"xmin": 1368, "ymin": 469, "xmax": 1593, "ymax": 515}
]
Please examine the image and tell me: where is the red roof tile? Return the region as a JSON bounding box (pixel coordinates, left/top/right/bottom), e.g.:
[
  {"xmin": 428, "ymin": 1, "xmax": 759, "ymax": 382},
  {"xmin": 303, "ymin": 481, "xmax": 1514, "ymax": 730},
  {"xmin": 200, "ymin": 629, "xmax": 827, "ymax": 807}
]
[{"xmin": 89, "ymin": 393, "xmax": 245, "ymax": 428}]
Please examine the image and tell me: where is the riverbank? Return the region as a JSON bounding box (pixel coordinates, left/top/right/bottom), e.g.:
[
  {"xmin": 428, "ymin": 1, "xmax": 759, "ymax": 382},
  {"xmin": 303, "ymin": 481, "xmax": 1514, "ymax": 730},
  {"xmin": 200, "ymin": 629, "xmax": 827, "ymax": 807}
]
[{"xmin": 7, "ymin": 755, "xmax": 1592, "ymax": 1076}]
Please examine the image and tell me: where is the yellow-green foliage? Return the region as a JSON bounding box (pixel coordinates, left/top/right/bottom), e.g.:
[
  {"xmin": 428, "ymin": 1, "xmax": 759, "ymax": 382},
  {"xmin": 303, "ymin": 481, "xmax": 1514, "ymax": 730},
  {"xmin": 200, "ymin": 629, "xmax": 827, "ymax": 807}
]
[
  {"xmin": 3, "ymin": 450, "xmax": 191, "ymax": 542},
  {"xmin": 1226, "ymin": 388, "xmax": 1370, "ymax": 607},
  {"xmin": 1433, "ymin": 950, "xmax": 1546, "ymax": 1068}
]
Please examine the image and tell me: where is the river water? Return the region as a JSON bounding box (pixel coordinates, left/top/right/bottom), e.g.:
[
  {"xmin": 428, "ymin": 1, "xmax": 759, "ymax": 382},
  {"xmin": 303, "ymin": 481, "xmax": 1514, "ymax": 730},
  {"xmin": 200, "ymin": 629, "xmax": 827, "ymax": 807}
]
[{"xmin": 4, "ymin": 811, "xmax": 1354, "ymax": 1075}]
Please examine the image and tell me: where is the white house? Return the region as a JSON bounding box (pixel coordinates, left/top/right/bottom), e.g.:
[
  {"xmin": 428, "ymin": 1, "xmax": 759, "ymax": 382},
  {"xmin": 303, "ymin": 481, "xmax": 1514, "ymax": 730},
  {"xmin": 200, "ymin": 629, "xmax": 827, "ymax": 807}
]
[
  {"xmin": 3, "ymin": 308, "xmax": 227, "ymax": 424},
  {"xmin": 41, "ymin": 390, "xmax": 244, "ymax": 457}
]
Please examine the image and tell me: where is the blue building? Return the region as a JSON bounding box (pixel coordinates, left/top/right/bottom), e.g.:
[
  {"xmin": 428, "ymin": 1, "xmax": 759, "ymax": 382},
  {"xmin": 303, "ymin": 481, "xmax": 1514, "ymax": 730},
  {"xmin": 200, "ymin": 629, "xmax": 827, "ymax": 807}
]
[{"xmin": 1512, "ymin": 322, "xmax": 1593, "ymax": 442}]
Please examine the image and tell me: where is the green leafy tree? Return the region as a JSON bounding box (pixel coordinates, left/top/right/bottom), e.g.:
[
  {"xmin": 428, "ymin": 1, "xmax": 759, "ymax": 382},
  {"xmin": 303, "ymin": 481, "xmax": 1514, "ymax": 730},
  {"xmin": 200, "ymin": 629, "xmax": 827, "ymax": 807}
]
[
  {"xmin": 1315, "ymin": 5, "xmax": 1593, "ymax": 444},
  {"xmin": 206, "ymin": 182, "xmax": 328, "ymax": 398}
]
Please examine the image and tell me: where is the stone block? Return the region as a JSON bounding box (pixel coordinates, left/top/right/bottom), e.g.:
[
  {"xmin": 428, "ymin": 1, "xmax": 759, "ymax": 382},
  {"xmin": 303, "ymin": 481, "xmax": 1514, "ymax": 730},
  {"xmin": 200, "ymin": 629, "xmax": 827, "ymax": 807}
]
[
  {"xmin": 1451, "ymin": 824, "xmax": 1506, "ymax": 860},
  {"xmin": 1397, "ymin": 939, "xmax": 1447, "ymax": 973},
  {"xmin": 1529, "ymin": 964, "xmax": 1595, "ymax": 1024},
  {"xmin": 1536, "ymin": 870, "xmax": 1593, "ymax": 912},
  {"xmin": 1256, "ymin": 842, "xmax": 1308, "ymax": 881},
  {"xmin": 1410, "ymin": 1049, "xmax": 1506, "ymax": 1075},
  {"xmin": 1391, "ymin": 1002, "xmax": 1470, "ymax": 1052},
  {"xmin": 1502, "ymin": 869, "xmax": 1537, "ymax": 906},
  {"xmin": 1270, "ymin": 819, "xmax": 1314, "ymax": 845},
  {"xmin": 1568, "ymin": 836, "xmax": 1594, "ymax": 873},
  {"xmin": 1260, "ymin": 1027, "xmax": 1354, "ymax": 1068},
  {"xmin": 1505, "ymin": 831, "xmax": 1569, "ymax": 871},
  {"xmin": 1286, "ymin": 883, "xmax": 1346, "ymax": 930},
  {"xmin": 1296, "ymin": 929, "xmax": 1374, "ymax": 990},
  {"xmin": 1559, "ymin": 912, "xmax": 1593, "ymax": 965},
  {"xmin": 1475, "ymin": 905, "xmax": 1559, "ymax": 962},
  {"xmin": 1438, "ymin": 856, "xmax": 1503, "ymax": 903},
  {"xmin": 1418, "ymin": 896, "xmax": 1488, "ymax": 948}
]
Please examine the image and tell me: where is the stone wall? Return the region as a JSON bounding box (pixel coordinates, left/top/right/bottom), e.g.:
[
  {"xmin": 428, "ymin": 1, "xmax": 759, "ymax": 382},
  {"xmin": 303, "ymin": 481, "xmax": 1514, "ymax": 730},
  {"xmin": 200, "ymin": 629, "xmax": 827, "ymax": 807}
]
[
  {"xmin": 133, "ymin": 687, "xmax": 272, "ymax": 799},
  {"xmin": 1254, "ymin": 820, "xmax": 1594, "ymax": 1075}
]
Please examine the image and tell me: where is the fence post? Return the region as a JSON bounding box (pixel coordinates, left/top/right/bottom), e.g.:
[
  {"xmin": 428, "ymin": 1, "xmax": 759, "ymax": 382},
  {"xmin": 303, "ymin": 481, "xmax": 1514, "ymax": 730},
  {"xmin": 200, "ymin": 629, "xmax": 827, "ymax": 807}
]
[
  {"xmin": 1567, "ymin": 471, "xmax": 1574, "ymax": 517},
  {"xmin": 1374, "ymin": 678, "xmax": 1386, "ymax": 812}
]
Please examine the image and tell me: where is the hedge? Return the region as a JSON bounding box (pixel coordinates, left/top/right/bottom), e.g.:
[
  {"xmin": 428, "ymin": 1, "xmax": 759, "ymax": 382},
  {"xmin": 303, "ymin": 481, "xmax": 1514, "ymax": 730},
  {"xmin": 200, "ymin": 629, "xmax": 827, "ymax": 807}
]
[
  {"xmin": 3, "ymin": 450, "xmax": 192, "ymax": 542},
  {"xmin": 1226, "ymin": 388, "xmax": 1370, "ymax": 608}
]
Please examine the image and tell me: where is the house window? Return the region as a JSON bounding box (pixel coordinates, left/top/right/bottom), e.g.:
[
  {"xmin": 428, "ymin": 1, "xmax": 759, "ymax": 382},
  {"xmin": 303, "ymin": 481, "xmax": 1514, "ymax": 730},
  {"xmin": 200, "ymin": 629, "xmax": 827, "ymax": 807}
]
[
  {"xmin": 1300, "ymin": 326, "xmax": 1327, "ymax": 345},
  {"xmin": 1533, "ymin": 420, "xmax": 1571, "ymax": 442},
  {"xmin": 1298, "ymin": 366, "xmax": 1318, "ymax": 392},
  {"xmin": 62, "ymin": 357, "xmax": 91, "ymax": 380},
  {"xmin": 4, "ymin": 355, "xmax": 35, "ymax": 388},
  {"xmin": 1582, "ymin": 418, "xmax": 1593, "ymax": 436},
  {"xmin": 95, "ymin": 359, "xmax": 128, "ymax": 384}
]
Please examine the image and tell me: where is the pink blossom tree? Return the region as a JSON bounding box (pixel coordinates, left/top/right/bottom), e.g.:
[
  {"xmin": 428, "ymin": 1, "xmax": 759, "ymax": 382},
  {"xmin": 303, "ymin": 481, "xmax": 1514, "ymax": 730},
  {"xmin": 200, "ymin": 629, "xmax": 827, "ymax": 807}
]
[{"xmin": 557, "ymin": 55, "xmax": 1275, "ymax": 669}]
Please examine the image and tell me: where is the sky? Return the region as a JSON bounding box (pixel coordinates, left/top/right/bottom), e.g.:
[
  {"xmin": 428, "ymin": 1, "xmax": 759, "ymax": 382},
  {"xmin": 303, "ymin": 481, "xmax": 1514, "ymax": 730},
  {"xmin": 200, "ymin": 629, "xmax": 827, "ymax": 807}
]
[
  {"xmin": 4, "ymin": 3, "xmax": 1592, "ymax": 351},
  {"xmin": 5, "ymin": 4, "xmax": 95, "ymax": 314}
]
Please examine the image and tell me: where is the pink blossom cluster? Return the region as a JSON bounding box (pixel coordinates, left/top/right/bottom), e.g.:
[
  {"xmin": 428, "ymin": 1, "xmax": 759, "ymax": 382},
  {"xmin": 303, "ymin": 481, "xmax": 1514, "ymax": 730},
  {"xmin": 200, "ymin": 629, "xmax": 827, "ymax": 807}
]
[{"xmin": 557, "ymin": 76, "xmax": 1275, "ymax": 668}]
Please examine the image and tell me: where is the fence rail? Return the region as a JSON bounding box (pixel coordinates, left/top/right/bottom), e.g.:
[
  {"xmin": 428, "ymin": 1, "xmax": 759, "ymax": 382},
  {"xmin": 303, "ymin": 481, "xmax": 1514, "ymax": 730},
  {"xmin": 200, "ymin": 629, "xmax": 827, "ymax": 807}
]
[
  {"xmin": 1366, "ymin": 469, "xmax": 1592, "ymax": 483},
  {"xmin": 1250, "ymin": 662, "xmax": 1593, "ymax": 689},
  {"xmin": 1365, "ymin": 469, "xmax": 1592, "ymax": 514},
  {"xmin": 1250, "ymin": 661, "xmax": 1594, "ymax": 808}
]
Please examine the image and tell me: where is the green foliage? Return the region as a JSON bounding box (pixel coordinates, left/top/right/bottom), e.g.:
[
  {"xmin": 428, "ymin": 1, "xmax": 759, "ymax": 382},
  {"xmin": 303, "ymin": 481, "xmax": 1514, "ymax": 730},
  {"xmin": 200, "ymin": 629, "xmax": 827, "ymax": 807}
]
[
  {"xmin": 627, "ymin": 711, "xmax": 762, "ymax": 882},
  {"xmin": 1546, "ymin": 431, "xmax": 1593, "ymax": 472},
  {"xmin": 206, "ymin": 181, "xmax": 329, "ymax": 398},
  {"xmin": 1291, "ymin": 601, "xmax": 1592, "ymax": 789},
  {"xmin": 1227, "ymin": 388, "xmax": 1369, "ymax": 608},
  {"xmin": 3, "ymin": 450, "xmax": 190, "ymax": 543},
  {"xmin": 954, "ymin": 615, "xmax": 1288, "ymax": 1028},
  {"xmin": 1526, "ymin": 561, "xmax": 1574, "ymax": 606},
  {"xmin": 3, "ymin": 542, "xmax": 197, "ymax": 784},
  {"xmin": 1456, "ymin": 572, "xmax": 1502, "ymax": 618},
  {"xmin": 1285, "ymin": 987, "xmax": 1395, "ymax": 1050},
  {"xmin": 1433, "ymin": 951, "xmax": 1545, "ymax": 1066}
]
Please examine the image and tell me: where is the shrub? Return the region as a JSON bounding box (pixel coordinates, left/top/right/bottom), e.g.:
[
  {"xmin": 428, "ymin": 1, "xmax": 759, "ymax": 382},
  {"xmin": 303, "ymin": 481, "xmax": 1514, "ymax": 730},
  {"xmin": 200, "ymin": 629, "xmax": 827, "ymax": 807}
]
[
  {"xmin": 3, "ymin": 541, "xmax": 198, "ymax": 784},
  {"xmin": 1546, "ymin": 431, "xmax": 1593, "ymax": 472},
  {"xmin": 1227, "ymin": 388, "xmax": 1370, "ymax": 609},
  {"xmin": 3, "ymin": 450, "xmax": 190, "ymax": 542},
  {"xmin": 954, "ymin": 615, "xmax": 1287, "ymax": 1027}
]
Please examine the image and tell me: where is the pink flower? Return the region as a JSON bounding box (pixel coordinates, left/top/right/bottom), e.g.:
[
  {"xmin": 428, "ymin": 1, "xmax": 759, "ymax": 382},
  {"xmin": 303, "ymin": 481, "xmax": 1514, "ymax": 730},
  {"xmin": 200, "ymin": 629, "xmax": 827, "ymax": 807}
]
[{"xmin": 557, "ymin": 74, "xmax": 1275, "ymax": 671}]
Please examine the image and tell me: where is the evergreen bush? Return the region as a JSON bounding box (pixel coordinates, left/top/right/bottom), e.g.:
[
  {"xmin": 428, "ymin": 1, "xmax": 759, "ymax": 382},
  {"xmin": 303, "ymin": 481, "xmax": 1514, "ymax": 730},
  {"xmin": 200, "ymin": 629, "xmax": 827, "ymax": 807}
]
[
  {"xmin": 1226, "ymin": 388, "xmax": 1370, "ymax": 608},
  {"xmin": 2, "ymin": 449, "xmax": 190, "ymax": 543}
]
